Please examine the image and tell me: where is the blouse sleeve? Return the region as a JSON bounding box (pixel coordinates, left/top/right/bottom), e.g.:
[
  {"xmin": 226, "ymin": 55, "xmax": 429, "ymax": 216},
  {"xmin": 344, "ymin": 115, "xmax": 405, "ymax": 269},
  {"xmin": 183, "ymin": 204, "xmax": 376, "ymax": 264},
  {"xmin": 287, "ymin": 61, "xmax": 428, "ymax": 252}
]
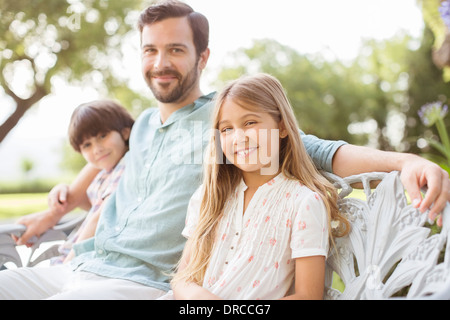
[
  {"xmin": 290, "ymin": 191, "xmax": 329, "ymax": 259},
  {"xmin": 181, "ymin": 185, "xmax": 203, "ymax": 239}
]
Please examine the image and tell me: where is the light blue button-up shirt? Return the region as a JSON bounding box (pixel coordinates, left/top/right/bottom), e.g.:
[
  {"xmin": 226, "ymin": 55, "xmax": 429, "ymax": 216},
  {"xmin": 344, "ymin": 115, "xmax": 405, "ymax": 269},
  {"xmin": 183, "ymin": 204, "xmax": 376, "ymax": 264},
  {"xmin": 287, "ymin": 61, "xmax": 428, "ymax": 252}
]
[{"xmin": 71, "ymin": 92, "xmax": 346, "ymax": 291}]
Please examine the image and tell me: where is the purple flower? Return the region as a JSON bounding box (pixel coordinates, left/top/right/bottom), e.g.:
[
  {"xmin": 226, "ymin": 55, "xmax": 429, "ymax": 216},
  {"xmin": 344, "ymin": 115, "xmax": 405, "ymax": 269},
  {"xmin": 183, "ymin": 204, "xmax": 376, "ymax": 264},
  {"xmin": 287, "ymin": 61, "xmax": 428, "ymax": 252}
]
[
  {"xmin": 418, "ymin": 101, "xmax": 449, "ymax": 127},
  {"xmin": 439, "ymin": 0, "xmax": 450, "ymax": 29}
]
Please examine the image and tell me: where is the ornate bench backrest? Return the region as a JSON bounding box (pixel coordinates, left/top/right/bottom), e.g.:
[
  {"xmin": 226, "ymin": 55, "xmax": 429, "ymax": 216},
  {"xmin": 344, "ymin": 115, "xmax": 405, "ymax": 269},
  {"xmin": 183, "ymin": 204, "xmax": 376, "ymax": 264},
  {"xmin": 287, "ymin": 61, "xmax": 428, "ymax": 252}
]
[{"xmin": 323, "ymin": 171, "xmax": 450, "ymax": 300}]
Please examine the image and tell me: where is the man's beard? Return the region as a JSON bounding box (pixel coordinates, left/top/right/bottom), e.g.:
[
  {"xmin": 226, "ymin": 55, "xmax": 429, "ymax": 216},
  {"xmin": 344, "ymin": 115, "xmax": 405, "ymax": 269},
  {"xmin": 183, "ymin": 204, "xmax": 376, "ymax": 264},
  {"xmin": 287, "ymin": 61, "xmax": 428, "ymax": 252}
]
[{"xmin": 145, "ymin": 61, "xmax": 199, "ymax": 104}]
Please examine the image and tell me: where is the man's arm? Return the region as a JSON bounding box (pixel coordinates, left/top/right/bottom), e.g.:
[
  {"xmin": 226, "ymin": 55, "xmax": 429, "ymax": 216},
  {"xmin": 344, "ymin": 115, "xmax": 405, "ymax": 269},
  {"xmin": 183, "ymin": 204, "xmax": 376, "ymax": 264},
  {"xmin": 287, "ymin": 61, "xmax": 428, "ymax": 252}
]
[
  {"xmin": 15, "ymin": 163, "xmax": 100, "ymax": 245},
  {"xmin": 332, "ymin": 144, "xmax": 450, "ymax": 224}
]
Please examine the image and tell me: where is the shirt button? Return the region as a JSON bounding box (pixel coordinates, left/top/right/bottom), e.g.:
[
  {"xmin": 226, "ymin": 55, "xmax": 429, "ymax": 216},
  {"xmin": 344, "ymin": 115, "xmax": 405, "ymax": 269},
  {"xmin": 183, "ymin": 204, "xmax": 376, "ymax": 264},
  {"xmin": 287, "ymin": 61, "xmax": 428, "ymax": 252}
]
[
  {"xmin": 97, "ymin": 249, "xmax": 104, "ymax": 255},
  {"xmin": 235, "ymin": 232, "xmax": 239, "ymax": 236},
  {"xmin": 159, "ymin": 128, "xmax": 164, "ymax": 133}
]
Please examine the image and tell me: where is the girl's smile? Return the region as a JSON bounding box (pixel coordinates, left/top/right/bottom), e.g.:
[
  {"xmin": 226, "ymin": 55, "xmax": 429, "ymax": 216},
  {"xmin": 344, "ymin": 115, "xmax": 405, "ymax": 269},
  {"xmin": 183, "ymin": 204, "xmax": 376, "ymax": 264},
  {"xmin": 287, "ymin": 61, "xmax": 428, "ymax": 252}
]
[{"xmin": 235, "ymin": 146, "xmax": 258, "ymax": 159}]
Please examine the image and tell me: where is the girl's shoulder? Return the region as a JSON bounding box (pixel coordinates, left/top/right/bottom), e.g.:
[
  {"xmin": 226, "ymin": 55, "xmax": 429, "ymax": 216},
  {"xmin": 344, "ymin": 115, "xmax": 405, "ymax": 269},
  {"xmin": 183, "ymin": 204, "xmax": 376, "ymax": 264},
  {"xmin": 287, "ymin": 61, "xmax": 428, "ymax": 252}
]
[{"xmin": 276, "ymin": 175, "xmax": 324, "ymax": 207}]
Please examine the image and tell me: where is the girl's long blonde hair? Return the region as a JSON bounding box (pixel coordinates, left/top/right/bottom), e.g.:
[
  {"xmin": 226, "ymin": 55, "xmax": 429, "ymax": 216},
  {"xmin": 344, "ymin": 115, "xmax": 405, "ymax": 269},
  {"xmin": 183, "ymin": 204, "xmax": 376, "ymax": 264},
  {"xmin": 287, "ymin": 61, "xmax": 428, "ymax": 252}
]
[{"xmin": 172, "ymin": 73, "xmax": 349, "ymax": 286}]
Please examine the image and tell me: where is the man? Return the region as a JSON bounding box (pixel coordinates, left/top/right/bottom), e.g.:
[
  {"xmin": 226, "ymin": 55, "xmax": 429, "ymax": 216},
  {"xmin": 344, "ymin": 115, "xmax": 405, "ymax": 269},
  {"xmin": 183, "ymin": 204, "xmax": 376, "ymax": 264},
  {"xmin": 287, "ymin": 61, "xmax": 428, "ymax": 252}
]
[{"xmin": 1, "ymin": 0, "xmax": 448, "ymax": 299}]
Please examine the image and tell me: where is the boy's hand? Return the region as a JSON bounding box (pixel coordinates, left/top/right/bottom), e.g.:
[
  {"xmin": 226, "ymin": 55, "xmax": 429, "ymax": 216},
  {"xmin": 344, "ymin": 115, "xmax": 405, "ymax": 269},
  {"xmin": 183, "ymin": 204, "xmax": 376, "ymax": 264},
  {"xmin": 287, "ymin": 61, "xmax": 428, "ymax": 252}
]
[{"xmin": 48, "ymin": 183, "xmax": 70, "ymax": 216}]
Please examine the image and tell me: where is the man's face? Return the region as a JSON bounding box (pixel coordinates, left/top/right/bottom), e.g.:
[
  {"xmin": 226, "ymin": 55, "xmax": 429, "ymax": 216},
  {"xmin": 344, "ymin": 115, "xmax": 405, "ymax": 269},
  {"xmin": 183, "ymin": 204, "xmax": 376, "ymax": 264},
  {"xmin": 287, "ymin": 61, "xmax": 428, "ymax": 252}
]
[{"xmin": 140, "ymin": 17, "xmax": 201, "ymax": 104}]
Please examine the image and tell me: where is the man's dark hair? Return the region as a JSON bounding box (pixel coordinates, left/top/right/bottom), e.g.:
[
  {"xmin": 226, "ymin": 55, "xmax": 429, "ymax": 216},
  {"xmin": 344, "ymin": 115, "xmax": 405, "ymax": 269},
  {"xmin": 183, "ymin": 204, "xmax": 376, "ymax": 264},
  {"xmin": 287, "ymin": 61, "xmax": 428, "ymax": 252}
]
[{"xmin": 137, "ymin": 0, "xmax": 209, "ymax": 57}]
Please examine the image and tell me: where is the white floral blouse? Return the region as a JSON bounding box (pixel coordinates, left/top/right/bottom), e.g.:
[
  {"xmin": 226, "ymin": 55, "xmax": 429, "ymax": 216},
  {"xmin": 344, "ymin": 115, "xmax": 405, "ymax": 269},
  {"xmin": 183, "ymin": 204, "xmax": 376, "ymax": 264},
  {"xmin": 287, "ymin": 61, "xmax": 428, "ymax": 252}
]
[{"xmin": 183, "ymin": 173, "xmax": 329, "ymax": 300}]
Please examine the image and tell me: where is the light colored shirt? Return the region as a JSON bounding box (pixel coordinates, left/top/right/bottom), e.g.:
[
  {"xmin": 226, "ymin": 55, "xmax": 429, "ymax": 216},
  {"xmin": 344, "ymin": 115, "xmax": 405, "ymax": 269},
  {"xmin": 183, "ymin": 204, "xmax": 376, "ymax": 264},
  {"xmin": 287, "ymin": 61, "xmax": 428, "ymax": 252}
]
[
  {"xmin": 71, "ymin": 92, "xmax": 346, "ymax": 292},
  {"xmin": 183, "ymin": 173, "xmax": 329, "ymax": 300},
  {"xmin": 51, "ymin": 157, "xmax": 126, "ymax": 265}
]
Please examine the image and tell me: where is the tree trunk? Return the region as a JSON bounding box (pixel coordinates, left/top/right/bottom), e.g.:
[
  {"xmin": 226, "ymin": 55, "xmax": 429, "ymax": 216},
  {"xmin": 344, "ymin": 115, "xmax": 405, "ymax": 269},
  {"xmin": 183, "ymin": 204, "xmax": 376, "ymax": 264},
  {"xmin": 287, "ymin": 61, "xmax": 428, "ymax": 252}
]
[{"xmin": 0, "ymin": 85, "xmax": 48, "ymax": 143}]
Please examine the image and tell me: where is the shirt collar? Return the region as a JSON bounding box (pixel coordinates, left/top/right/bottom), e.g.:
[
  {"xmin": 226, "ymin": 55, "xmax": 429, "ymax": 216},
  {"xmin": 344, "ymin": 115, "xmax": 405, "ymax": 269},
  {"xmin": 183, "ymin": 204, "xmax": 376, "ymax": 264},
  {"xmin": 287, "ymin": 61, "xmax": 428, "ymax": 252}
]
[
  {"xmin": 237, "ymin": 172, "xmax": 285, "ymax": 194},
  {"xmin": 148, "ymin": 91, "xmax": 216, "ymax": 128}
]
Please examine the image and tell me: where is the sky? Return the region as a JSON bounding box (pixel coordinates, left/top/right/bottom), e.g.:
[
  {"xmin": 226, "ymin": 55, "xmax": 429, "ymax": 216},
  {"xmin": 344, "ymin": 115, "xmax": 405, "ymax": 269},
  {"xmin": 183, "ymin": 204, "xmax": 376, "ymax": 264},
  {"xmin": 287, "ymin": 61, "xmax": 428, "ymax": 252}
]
[{"xmin": 0, "ymin": 0, "xmax": 425, "ymax": 181}]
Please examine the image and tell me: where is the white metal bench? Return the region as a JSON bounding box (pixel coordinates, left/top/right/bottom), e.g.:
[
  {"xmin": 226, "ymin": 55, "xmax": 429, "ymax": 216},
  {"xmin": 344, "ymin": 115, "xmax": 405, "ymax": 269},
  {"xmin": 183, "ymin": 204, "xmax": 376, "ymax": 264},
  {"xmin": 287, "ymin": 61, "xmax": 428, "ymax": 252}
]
[
  {"xmin": 0, "ymin": 213, "xmax": 85, "ymax": 269},
  {"xmin": 0, "ymin": 171, "xmax": 448, "ymax": 299},
  {"xmin": 323, "ymin": 171, "xmax": 450, "ymax": 300}
]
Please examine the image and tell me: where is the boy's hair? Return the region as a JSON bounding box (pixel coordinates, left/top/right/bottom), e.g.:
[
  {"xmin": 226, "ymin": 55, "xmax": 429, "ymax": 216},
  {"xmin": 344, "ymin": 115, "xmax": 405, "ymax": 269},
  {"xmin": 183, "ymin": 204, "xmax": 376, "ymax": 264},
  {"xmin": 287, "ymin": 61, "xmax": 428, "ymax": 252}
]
[
  {"xmin": 68, "ymin": 100, "xmax": 135, "ymax": 152},
  {"xmin": 137, "ymin": 0, "xmax": 209, "ymax": 57},
  {"xmin": 172, "ymin": 73, "xmax": 350, "ymax": 286}
]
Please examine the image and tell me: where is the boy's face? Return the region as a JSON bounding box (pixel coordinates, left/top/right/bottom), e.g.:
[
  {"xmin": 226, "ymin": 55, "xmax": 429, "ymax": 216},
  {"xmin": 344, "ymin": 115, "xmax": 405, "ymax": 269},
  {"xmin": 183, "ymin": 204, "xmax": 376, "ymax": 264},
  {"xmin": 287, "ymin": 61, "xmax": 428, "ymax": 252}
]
[{"xmin": 79, "ymin": 129, "xmax": 129, "ymax": 172}]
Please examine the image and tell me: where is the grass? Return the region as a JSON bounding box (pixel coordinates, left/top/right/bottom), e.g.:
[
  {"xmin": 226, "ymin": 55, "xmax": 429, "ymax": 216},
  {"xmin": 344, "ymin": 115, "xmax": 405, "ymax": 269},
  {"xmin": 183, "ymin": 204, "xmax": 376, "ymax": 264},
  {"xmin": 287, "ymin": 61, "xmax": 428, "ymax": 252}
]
[{"xmin": 0, "ymin": 193, "xmax": 48, "ymax": 221}]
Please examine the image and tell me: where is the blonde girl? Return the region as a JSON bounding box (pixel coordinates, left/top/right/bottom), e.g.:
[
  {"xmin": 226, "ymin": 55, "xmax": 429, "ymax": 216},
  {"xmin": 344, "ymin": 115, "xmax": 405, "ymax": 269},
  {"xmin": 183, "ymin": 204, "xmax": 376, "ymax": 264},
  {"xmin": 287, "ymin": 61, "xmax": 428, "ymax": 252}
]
[{"xmin": 171, "ymin": 73, "xmax": 349, "ymax": 300}]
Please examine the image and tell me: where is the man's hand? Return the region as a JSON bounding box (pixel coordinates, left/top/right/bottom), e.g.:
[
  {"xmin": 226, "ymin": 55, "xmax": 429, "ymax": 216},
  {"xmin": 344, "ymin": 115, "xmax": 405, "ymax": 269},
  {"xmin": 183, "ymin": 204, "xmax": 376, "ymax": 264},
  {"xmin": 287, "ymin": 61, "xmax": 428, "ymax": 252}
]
[
  {"xmin": 332, "ymin": 145, "xmax": 450, "ymax": 227},
  {"xmin": 400, "ymin": 158, "xmax": 450, "ymax": 226}
]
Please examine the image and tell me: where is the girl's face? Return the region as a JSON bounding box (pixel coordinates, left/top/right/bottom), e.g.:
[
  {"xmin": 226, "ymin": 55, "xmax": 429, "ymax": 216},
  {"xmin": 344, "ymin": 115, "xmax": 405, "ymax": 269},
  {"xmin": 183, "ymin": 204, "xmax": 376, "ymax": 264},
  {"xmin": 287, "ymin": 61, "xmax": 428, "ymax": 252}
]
[
  {"xmin": 79, "ymin": 129, "xmax": 130, "ymax": 172},
  {"xmin": 217, "ymin": 99, "xmax": 287, "ymax": 181}
]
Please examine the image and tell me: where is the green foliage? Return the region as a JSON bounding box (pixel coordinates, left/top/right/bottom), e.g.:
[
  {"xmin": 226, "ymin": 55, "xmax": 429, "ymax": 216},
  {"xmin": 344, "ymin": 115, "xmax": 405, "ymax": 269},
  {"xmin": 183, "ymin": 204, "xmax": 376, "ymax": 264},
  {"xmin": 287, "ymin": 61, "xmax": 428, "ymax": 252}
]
[
  {"xmin": 20, "ymin": 157, "xmax": 34, "ymax": 175},
  {"xmin": 215, "ymin": 22, "xmax": 450, "ymax": 156},
  {"xmin": 0, "ymin": 0, "xmax": 151, "ymax": 141},
  {"xmin": 404, "ymin": 27, "xmax": 450, "ymax": 156},
  {"xmin": 0, "ymin": 193, "xmax": 48, "ymax": 220},
  {"xmin": 0, "ymin": 178, "xmax": 63, "ymax": 194},
  {"xmin": 59, "ymin": 142, "xmax": 87, "ymax": 175},
  {"xmin": 215, "ymin": 38, "xmax": 412, "ymax": 148}
]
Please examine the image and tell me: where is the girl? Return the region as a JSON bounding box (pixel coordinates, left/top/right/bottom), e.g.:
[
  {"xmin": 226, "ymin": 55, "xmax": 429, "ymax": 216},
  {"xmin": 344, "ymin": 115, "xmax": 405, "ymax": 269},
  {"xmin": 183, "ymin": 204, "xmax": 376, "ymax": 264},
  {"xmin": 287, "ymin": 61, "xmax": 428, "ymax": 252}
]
[
  {"xmin": 51, "ymin": 100, "xmax": 134, "ymax": 264},
  {"xmin": 171, "ymin": 73, "xmax": 349, "ymax": 300}
]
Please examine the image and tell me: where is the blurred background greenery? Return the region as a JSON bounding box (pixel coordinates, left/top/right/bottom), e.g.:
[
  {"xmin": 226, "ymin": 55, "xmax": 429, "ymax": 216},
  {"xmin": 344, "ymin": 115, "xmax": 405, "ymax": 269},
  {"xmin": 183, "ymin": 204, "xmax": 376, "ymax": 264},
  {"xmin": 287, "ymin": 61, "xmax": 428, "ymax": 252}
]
[{"xmin": 1, "ymin": 0, "xmax": 450, "ymax": 220}]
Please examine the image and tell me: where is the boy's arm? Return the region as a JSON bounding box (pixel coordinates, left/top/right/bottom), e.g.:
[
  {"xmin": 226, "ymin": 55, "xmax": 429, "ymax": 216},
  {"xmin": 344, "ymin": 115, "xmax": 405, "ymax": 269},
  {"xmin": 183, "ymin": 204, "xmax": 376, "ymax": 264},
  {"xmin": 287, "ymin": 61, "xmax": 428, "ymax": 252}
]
[{"xmin": 15, "ymin": 163, "xmax": 100, "ymax": 245}]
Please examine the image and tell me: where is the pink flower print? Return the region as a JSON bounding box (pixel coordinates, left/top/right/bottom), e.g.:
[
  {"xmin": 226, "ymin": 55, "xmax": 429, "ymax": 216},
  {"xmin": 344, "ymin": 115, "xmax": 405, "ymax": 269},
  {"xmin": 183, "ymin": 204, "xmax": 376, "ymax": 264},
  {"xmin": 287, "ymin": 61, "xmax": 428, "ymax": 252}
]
[
  {"xmin": 286, "ymin": 192, "xmax": 291, "ymax": 199},
  {"xmin": 269, "ymin": 238, "xmax": 277, "ymax": 246},
  {"xmin": 286, "ymin": 219, "xmax": 292, "ymax": 228},
  {"xmin": 222, "ymin": 233, "xmax": 227, "ymax": 241},
  {"xmin": 265, "ymin": 216, "xmax": 270, "ymax": 223},
  {"xmin": 315, "ymin": 193, "xmax": 320, "ymax": 201},
  {"xmin": 287, "ymin": 259, "xmax": 291, "ymax": 265},
  {"xmin": 237, "ymin": 287, "xmax": 242, "ymax": 292},
  {"xmin": 220, "ymin": 280, "xmax": 226, "ymax": 287},
  {"xmin": 245, "ymin": 219, "xmax": 250, "ymax": 228},
  {"xmin": 253, "ymin": 280, "xmax": 260, "ymax": 288},
  {"xmin": 262, "ymin": 198, "xmax": 267, "ymax": 206},
  {"xmin": 306, "ymin": 205, "xmax": 310, "ymax": 211},
  {"xmin": 298, "ymin": 221, "xmax": 306, "ymax": 230},
  {"xmin": 267, "ymin": 179, "xmax": 275, "ymax": 186},
  {"xmin": 248, "ymin": 255, "xmax": 254, "ymax": 263},
  {"xmin": 274, "ymin": 262, "xmax": 279, "ymax": 269}
]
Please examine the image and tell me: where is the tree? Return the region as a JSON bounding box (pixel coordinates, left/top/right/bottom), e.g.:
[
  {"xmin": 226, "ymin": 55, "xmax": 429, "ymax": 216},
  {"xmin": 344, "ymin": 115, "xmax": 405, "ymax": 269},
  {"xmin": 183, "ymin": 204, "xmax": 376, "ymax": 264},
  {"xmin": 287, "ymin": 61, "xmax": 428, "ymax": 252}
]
[
  {"xmin": 214, "ymin": 39, "xmax": 408, "ymax": 148},
  {"xmin": 404, "ymin": 26, "xmax": 450, "ymax": 154},
  {"xmin": 0, "ymin": 0, "xmax": 150, "ymax": 143}
]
